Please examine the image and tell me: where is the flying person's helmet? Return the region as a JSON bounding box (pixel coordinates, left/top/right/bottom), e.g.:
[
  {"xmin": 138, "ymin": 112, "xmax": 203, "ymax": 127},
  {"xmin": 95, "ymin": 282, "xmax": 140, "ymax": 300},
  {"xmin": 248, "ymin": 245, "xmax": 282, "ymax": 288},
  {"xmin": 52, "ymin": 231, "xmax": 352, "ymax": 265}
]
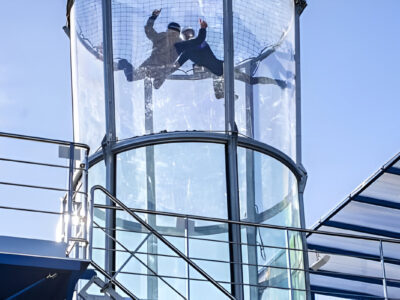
[
  {"xmin": 181, "ymin": 27, "xmax": 195, "ymax": 40},
  {"xmin": 167, "ymin": 22, "xmax": 181, "ymax": 32}
]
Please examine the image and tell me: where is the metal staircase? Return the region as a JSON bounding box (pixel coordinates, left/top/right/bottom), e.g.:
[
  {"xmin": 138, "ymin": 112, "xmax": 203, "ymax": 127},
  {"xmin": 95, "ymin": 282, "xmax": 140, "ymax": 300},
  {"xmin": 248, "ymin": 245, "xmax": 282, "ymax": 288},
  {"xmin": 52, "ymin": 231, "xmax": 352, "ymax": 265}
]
[{"xmin": 78, "ymin": 185, "xmax": 235, "ymax": 300}]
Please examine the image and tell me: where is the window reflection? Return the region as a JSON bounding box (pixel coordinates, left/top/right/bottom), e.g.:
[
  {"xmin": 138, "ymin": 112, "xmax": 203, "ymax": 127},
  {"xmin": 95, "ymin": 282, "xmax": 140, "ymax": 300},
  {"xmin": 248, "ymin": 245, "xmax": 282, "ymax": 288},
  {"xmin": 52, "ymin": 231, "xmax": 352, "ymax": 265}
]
[
  {"xmin": 117, "ymin": 142, "xmax": 227, "ymax": 218},
  {"xmin": 238, "ymin": 147, "xmax": 303, "ymax": 299},
  {"xmin": 233, "ymin": 0, "xmax": 297, "ymax": 160}
]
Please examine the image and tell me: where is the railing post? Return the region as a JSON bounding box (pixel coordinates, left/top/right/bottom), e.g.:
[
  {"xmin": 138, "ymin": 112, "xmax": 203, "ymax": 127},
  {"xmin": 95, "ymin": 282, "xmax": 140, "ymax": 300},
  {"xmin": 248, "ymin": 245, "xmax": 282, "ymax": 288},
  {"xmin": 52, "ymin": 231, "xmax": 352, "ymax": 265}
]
[
  {"xmin": 82, "ymin": 150, "xmax": 89, "ymax": 259},
  {"xmin": 285, "ymin": 229, "xmax": 293, "ymax": 300},
  {"xmin": 102, "ymin": 0, "xmax": 117, "ymax": 276},
  {"xmin": 379, "ymin": 240, "xmax": 388, "ymax": 300},
  {"xmin": 67, "ymin": 143, "xmax": 75, "ymax": 254}
]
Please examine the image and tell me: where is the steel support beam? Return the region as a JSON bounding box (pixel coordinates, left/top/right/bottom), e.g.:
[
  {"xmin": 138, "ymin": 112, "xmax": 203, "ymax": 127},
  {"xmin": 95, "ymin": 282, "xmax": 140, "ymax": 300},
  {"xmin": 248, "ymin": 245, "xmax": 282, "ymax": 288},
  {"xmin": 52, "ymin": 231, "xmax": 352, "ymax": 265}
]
[
  {"xmin": 223, "ymin": 0, "xmax": 235, "ymax": 133},
  {"xmin": 324, "ymin": 220, "xmax": 400, "ymax": 239},
  {"xmin": 354, "ymin": 195, "xmax": 400, "ymax": 210},
  {"xmin": 144, "ymin": 78, "xmax": 158, "ymax": 299},
  {"xmin": 224, "ymin": 0, "xmax": 244, "ymax": 297},
  {"xmin": 226, "ymin": 132, "xmax": 244, "ymax": 300},
  {"xmin": 101, "ymin": 0, "xmax": 116, "ymax": 277},
  {"xmin": 294, "ymin": 1, "xmax": 311, "ymax": 298},
  {"xmin": 244, "ymin": 62, "xmax": 258, "ymax": 300}
]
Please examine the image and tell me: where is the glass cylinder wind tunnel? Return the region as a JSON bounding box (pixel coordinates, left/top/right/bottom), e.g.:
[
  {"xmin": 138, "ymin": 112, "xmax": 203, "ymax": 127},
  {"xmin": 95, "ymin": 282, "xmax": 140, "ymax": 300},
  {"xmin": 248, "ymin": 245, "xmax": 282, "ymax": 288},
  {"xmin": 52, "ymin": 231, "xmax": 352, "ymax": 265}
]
[{"xmin": 67, "ymin": 0, "xmax": 308, "ymax": 299}]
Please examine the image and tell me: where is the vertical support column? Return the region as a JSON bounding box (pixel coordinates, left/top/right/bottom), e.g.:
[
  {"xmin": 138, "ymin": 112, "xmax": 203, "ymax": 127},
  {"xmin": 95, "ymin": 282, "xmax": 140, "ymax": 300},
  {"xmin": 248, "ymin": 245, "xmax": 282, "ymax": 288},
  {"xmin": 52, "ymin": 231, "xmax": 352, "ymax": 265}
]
[
  {"xmin": 144, "ymin": 78, "xmax": 158, "ymax": 299},
  {"xmin": 224, "ymin": 0, "xmax": 243, "ymax": 299},
  {"xmin": 185, "ymin": 217, "xmax": 191, "ymax": 299},
  {"xmin": 379, "ymin": 240, "xmax": 388, "ymax": 300},
  {"xmin": 227, "ymin": 133, "xmax": 244, "ymax": 300},
  {"xmin": 67, "ymin": 143, "xmax": 75, "ymax": 251},
  {"xmin": 285, "ymin": 230, "xmax": 293, "ymax": 300},
  {"xmin": 223, "ymin": 0, "xmax": 235, "ymax": 133},
  {"xmin": 102, "ymin": 0, "xmax": 116, "ymax": 277},
  {"xmin": 82, "ymin": 151, "xmax": 90, "ymax": 260},
  {"xmin": 294, "ymin": 2, "xmax": 311, "ymax": 299},
  {"xmin": 245, "ymin": 62, "xmax": 258, "ymax": 300}
]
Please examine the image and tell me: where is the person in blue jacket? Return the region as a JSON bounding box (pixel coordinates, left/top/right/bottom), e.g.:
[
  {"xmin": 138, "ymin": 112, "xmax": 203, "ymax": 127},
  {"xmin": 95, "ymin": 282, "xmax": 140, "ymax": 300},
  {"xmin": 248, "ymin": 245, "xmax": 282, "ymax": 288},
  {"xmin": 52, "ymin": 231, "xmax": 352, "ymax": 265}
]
[
  {"xmin": 174, "ymin": 19, "xmax": 287, "ymax": 99},
  {"xmin": 175, "ymin": 19, "xmax": 223, "ymax": 77}
]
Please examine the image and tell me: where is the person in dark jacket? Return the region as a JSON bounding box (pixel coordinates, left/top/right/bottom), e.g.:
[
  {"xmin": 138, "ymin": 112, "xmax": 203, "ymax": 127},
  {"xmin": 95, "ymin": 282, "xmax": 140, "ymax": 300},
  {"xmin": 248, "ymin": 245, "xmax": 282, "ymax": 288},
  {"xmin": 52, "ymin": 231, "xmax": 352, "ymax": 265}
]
[
  {"xmin": 118, "ymin": 9, "xmax": 182, "ymax": 89},
  {"xmin": 175, "ymin": 20, "xmax": 223, "ymax": 77},
  {"xmin": 174, "ymin": 19, "xmax": 287, "ymax": 99}
]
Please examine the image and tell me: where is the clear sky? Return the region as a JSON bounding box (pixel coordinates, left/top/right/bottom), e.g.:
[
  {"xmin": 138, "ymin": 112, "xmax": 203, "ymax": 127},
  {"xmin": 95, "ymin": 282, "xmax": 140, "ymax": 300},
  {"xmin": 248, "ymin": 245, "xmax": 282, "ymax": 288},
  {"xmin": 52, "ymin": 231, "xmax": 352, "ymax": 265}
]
[{"xmin": 1, "ymin": 0, "xmax": 400, "ymax": 230}]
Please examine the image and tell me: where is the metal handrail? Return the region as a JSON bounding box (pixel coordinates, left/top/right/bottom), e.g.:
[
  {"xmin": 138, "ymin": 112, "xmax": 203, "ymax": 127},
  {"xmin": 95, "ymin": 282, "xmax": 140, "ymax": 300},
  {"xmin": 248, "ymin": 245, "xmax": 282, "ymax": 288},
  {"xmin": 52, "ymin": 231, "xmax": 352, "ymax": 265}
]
[
  {"xmin": 0, "ymin": 131, "xmax": 89, "ymax": 151},
  {"xmin": 91, "ymin": 225, "xmax": 393, "ymax": 264},
  {"xmin": 0, "ymin": 205, "xmax": 62, "ymax": 216},
  {"xmin": 92, "ymin": 203, "xmax": 400, "ymax": 245},
  {"xmin": 90, "ymin": 260, "xmax": 139, "ymax": 300},
  {"xmin": 91, "ymin": 185, "xmax": 236, "ymax": 300},
  {"xmin": 0, "ymin": 132, "xmax": 91, "ymax": 260},
  {"xmin": 0, "ymin": 157, "xmax": 85, "ymax": 171},
  {"xmin": 93, "ymin": 220, "xmax": 187, "ymax": 299},
  {"xmin": 0, "ymin": 181, "xmax": 86, "ymax": 194}
]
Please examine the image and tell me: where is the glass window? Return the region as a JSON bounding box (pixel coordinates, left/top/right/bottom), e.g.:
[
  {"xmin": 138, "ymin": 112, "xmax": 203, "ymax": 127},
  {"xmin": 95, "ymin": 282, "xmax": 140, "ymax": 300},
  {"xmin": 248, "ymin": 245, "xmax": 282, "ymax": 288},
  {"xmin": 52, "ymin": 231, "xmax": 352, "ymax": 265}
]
[
  {"xmin": 233, "ymin": 0, "xmax": 297, "ymax": 160},
  {"xmin": 70, "ymin": 0, "xmax": 106, "ymax": 151},
  {"xmin": 238, "ymin": 147, "xmax": 300, "ymax": 227},
  {"xmin": 112, "ymin": 0, "xmax": 225, "ymax": 139},
  {"xmin": 117, "ymin": 142, "xmax": 227, "ymax": 218},
  {"xmin": 238, "ymin": 148, "xmax": 303, "ymax": 298}
]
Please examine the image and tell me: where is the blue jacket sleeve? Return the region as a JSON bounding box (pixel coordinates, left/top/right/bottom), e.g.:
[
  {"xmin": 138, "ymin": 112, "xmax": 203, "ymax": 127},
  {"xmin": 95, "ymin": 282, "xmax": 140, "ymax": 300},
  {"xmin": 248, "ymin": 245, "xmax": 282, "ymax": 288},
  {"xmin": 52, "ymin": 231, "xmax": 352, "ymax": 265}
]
[{"xmin": 175, "ymin": 28, "xmax": 207, "ymax": 53}]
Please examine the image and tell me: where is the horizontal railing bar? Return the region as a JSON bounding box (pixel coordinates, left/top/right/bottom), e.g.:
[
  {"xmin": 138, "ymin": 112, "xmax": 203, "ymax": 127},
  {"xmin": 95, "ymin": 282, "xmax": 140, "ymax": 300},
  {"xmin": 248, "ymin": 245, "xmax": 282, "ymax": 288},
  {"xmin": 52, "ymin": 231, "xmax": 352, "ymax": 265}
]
[
  {"xmin": 0, "ymin": 181, "xmax": 87, "ymax": 195},
  {"xmin": 69, "ymin": 237, "xmax": 89, "ymax": 244},
  {"xmin": 0, "ymin": 205, "xmax": 61, "ymax": 215},
  {"xmin": 93, "ymin": 225, "xmax": 388, "ymax": 263},
  {"xmin": 93, "ymin": 243, "xmax": 390, "ymax": 275},
  {"xmin": 93, "ymin": 203, "xmax": 400, "ymax": 245},
  {"xmin": 0, "ymin": 157, "xmax": 86, "ymax": 170},
  {"xmin": 93, "ymin": 246, "xmax": 309, "ymax": 273},
  {"xmin": 112, "ymin": 270, "xmax": 392, "ymax": 300},
  {"xmin": 113, "ymin": 270, "xmax": 320, "ymax": 295},
  {"xmin": 0, "ymin": 131, "xmax": 89, "ymax": 150}
]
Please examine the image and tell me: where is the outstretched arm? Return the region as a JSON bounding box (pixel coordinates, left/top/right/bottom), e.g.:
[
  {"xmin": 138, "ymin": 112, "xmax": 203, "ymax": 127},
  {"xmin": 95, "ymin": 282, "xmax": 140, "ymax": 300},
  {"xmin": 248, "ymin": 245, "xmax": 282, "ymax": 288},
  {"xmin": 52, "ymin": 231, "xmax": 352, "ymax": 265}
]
[
  {"xmin": 175, "ymin": 19, "xmax": 207, "ymax": 53},
  {"xmin": 145, "ymin": 9, "xmax": 161, "ymax": 41}
]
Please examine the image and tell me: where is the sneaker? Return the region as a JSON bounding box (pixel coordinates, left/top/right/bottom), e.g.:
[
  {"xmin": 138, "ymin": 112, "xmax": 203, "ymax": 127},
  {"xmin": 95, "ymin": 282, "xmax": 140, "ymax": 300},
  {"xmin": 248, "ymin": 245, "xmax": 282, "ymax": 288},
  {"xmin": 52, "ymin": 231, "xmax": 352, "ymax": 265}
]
[
  {"xmin": 118, "ymin": 59, "xmax": 133, "ymax": 81},
  {"xmin": 276, "ymin": 79, "xmax": 287, "ymax": 89}
]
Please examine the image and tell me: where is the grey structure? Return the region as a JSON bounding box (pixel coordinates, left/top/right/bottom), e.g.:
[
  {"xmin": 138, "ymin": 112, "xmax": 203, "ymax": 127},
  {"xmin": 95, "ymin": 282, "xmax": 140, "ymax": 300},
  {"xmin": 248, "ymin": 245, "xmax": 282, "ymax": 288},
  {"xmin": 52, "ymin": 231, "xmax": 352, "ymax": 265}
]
[
  {"xmin": 308, "ymin": 152, "xmax": 400, "ymax": 299},
  {"xmin": 67, "ymin": 0, "xmax": 308, "ymax": 298}
]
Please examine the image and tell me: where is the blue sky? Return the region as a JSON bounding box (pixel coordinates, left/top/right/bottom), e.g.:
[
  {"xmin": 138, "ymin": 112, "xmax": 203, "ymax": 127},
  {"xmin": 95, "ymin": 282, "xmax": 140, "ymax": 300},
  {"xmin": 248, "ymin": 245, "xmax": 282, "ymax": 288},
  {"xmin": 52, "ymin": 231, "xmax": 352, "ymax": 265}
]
[{"xmin": 0, "ymin": 0, "xmax": 400, "ymax": 230}]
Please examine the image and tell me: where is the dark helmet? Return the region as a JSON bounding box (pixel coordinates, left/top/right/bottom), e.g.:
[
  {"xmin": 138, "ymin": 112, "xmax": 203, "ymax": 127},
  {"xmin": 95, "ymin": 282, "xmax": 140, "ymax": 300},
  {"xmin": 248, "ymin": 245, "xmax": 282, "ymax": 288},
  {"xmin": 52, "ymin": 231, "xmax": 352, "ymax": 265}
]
[{"xmin": 167, "ymin": 22, "xmax": 181, "ymax": 32}]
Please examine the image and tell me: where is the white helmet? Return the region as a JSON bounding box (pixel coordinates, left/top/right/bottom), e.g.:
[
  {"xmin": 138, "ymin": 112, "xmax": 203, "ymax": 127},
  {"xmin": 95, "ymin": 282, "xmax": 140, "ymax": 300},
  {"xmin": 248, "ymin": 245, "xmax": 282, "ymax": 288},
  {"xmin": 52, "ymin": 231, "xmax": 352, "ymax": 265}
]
[{"xmin": 181, "ymin": 27, "xmax": 195, "ymax": 40}]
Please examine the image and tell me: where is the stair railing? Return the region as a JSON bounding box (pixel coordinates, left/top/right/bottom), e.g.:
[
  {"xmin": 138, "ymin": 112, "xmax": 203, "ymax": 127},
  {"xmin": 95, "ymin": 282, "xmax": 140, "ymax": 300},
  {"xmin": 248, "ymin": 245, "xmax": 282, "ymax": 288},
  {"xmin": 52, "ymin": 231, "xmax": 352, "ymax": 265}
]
[{"xmin": 90, "ymin": 185, "xmax": 235, "ymax": 300}]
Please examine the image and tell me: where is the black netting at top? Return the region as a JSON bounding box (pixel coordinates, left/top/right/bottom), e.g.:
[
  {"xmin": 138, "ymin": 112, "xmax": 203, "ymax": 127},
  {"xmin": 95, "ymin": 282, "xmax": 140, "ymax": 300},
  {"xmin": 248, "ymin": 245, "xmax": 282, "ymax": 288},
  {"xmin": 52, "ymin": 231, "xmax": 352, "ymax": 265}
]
[{"xmin": 73, "ymin": 0, "xmax": 294, "ymax": 68}]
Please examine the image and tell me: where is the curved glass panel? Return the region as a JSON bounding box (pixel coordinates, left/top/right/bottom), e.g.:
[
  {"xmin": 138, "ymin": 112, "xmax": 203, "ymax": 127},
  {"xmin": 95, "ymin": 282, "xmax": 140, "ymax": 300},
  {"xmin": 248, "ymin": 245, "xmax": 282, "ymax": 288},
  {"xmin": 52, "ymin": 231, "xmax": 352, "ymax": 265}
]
[
  {"xmin": 116, "ymin": 142, "xmax": 227, "ymax": 218},
  {"xmin": 111, "ymin": 0, "xmax": 225, "ymax": 138},
  {"xmin": 233, "ymin": 0, "xmax": 296, "ymax": 160},
  {"xmin": 88, "ymin": 161, "xmax": 107, "ymax": 272},
  {"xmin": 70, "ymin": 0, "xmax": 106, "ymax": 152},
  {"xmin": 238, "ymin": 147, "xmax": 300, "ymax": 227},
  {"xmin": 237, "ymin": 147, "xmax": 303, "ymax": 299}
]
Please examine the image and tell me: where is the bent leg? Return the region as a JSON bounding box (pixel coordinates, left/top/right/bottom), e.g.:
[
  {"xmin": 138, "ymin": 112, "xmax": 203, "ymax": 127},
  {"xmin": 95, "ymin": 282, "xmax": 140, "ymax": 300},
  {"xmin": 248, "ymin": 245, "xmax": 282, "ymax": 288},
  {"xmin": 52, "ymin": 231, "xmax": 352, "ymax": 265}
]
[
  {"xmin": 213, "ymin": 76, "xmax": 224, "ymax": 99},
  {"xmin": 117, "ymin": 59, "xmax": 148, "ymax": 82},
  {"xmin": 205, "ymin": 60, "xmax": 224, "ymax": 77}
]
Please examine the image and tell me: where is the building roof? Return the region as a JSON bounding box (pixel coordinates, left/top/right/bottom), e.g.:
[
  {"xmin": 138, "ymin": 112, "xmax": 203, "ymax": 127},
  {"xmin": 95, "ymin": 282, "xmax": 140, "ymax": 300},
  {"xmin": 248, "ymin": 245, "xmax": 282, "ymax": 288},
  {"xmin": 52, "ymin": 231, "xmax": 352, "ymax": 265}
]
[{"xmin": 307, "ymin": 152, "xmax": 400, "ymax": 299}]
